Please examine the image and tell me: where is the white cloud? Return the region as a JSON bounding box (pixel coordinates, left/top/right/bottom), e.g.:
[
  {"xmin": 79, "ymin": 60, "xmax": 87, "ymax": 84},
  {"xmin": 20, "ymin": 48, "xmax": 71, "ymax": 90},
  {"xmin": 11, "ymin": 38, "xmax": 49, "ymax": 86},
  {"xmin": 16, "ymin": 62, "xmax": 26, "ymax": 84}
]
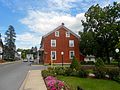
[
  {"xmin": 16, "ymin": 32, "xmax": 42, "ymax": 49},
  {"xmin": 47, "ymin": 0, "xmax": 77, "ymax": 11},
  {"xmin": 17, "ymin": 32, "xmax": 34, "ymax": 42},
  {"xmin": 19, "ymin": 10, "xmax": 86, "ymax": 49},
  {"xmin": 20, "ymin": 10, "xmax": 85, "ymax": 35}
]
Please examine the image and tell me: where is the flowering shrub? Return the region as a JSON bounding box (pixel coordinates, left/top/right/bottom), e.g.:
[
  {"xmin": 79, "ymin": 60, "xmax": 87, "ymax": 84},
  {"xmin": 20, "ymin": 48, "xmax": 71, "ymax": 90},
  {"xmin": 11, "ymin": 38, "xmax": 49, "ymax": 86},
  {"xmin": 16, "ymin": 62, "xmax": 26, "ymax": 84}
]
[
  {"xmin": 45, "ymin": 76, "xmax": 65, "ymax": 90},
  {"xmin": 45, "ymin": 76, "xmax": 56, "ymax": 81}
]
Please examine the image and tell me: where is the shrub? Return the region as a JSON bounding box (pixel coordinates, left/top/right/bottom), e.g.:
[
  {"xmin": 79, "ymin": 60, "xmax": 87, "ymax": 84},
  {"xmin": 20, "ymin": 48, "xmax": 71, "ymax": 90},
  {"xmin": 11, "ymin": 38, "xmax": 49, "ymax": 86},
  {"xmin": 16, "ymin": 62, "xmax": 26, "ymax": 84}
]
[
  {"xmin": 54, "ymin": 67, "xmax": 66, "ymax": 75},
  {"xmin": 41, "ymin": 70, "xmax": 49, "ymax": 78},
  {"xmin": 41, "ymin": 69, "xmax": 56, "ymax": 78},
  {"xmin": 95, "ymin": 58, "xmax": 105, "ymax": 69},
  {"xmin": 106, "ymin": 68, "xmax": 119, "ymax": 80},
  {"xmin": 65, "ymin": 68, "xmax": 73, "ymax": 76},
  {"xmin": 94, "ymin": 58, "xmax": 106, "ymax": 79},
  {"xmin": 45, "ymin": 76, "xmax": 65, "ymax": 90},
  {"xmin": 70, "ymin": 57, "xmax": 81, "ymax": 70},
  {"xmin": 78, "ymin": 69, "xmax": 88, "ymax": 78},
  {"xmin": 106, "ymin": 68, "xmax": 120, "ymax": 83},
  {"xmin": 94, "ymin": 69, "xmax": 106, "ymax": 79},
  {"xmin": 64, "ymin": 68, "xmax": 80, "ymax": 77},
  {"xmin": 70, "ymin": 69, "xmax": 79, "ymax": 76},
  {"xmin": 114, "ymin": 75, "xmax": 120, "ymax": 83}
]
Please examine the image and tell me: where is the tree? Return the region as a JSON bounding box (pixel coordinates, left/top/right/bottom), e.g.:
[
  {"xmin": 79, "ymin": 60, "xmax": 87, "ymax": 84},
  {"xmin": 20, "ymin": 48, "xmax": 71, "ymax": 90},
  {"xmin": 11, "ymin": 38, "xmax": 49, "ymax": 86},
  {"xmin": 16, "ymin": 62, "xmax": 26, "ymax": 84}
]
[
  {"xmin": 21, "ymin": 49, "xmax": 31, "ymax": 59},
  {"xmin": 81, "ymin": 2, "xmax": 120, "ymax": 63},
  {"xmin": 79, "ymin": 31, "xmax": 97, "ymax": 56},
  {"xmin": 4, "ymin": 25, "xmax": 16, "ymax": 61},
  {"xmin": 30, "ymin": 46, "xmax": 37, "ymax": 59},
  {"xmin": 70, "ymin": 57, "xmax": 81, "ymax": 70},
  {"xmin": 21, "ymin": 50, "xmax": 26, "ymax": 59}
]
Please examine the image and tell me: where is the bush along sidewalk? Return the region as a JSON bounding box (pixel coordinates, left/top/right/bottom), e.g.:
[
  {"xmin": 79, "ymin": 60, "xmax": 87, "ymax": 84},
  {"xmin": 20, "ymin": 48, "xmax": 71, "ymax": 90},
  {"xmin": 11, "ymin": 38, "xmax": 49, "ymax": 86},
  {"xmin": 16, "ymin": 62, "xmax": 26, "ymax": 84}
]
[{"xmin": 42, "ymin": 57, "xmax": 120, "ymax": 89}]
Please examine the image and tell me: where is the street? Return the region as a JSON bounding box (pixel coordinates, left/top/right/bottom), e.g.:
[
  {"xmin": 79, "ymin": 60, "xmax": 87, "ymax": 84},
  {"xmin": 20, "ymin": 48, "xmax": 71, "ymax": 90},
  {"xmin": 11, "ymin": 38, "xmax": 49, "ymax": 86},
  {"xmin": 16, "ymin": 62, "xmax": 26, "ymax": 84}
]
[{"xmin": 0, "ymin": 61, "xmax": 47, "ymax": 90}]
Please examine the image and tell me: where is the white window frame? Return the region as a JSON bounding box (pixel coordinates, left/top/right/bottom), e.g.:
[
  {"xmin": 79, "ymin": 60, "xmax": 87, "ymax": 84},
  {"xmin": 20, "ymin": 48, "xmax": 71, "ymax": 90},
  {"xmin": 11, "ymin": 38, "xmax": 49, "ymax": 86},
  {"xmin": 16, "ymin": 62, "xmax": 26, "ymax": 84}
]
[
  {"xmin": 69, "ymin": 51, "xmax": 75, "ymax": 59},
  {"xmin": 69, "ymin": 40, "xmax": 74, "ymax": 47},
  {"xmin": 0, "ymin": 47, "xmax": 2, "ymax": 53},
  {"xmin": 55, "ymin": 31, "xmax": 59, "ymax": 37},
  {"xmin": 51, "ymin": 51, "xmax": 56, "ymax": 60},
  {"xmin": 66, "ymin": 32, "xmax": 70, "ymax": 37},
  {"xmin": 51, "ymin": 40, "xmax": 56, "ymax": 47}
]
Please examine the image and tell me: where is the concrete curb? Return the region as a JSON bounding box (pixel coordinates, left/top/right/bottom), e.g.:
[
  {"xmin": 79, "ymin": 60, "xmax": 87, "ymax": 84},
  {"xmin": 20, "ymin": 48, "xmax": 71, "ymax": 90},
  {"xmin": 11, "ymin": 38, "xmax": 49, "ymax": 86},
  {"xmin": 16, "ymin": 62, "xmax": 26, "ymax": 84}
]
[
  {"xmin": 19, "ymin": 70, "xmax": 47, "ymax": 90},
  {"xmin": 19, "ymin": 71, "xmax": 30, "ymax": 90}
]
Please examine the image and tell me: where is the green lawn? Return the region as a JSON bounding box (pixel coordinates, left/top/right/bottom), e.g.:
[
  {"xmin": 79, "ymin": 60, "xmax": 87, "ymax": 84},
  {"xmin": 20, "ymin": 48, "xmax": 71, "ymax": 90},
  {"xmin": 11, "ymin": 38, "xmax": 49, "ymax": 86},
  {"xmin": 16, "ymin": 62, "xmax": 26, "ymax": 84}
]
[{"xmin": 57, "ymin": 76, "xmax": 120, "ymax": 90}]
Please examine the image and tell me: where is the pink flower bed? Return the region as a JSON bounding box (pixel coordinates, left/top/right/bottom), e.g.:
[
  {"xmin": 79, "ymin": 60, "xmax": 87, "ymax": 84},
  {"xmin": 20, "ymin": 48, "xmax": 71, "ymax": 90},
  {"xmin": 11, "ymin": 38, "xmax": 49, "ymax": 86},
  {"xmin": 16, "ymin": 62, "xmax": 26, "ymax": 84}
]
[{"xmin": 45, "ymin": 76, "xmax": 65, "ymax": 90}]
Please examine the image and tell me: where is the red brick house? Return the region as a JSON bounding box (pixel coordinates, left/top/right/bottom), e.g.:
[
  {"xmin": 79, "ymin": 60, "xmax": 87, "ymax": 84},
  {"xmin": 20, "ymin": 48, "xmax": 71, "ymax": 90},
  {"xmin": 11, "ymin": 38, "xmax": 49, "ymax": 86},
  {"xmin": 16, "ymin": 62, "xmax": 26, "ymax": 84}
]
[{"xmin": 40, "ymin": 23, "xmax": 81, "ymax": 64}]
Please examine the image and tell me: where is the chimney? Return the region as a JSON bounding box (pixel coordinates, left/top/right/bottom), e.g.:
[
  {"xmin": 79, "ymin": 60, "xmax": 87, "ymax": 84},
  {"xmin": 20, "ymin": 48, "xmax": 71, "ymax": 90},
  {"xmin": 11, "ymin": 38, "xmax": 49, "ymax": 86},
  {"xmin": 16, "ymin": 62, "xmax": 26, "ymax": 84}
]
[{"xmin": 62, "ymin": 23, "xmax": 64, "ymax": 26}]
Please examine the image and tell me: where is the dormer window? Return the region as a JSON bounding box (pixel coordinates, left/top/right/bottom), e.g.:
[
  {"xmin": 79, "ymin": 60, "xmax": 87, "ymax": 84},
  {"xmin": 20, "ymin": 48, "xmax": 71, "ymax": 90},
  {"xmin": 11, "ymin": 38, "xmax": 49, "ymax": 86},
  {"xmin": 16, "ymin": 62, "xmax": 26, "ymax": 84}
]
[
  {"xmin": 66, "ymin": 32, "xmax": 70, "ymax": 37},
  {"xmin": 55, "ymin": 31, "xmax": 59, "ymax": 37}
]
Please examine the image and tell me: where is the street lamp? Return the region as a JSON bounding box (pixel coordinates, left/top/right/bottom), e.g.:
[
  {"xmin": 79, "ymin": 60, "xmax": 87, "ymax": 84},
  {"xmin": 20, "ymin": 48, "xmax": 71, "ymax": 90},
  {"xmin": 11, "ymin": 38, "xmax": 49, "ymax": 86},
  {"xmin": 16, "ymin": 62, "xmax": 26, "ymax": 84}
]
[
  {"xmin": 115, "ymin": 48, "xmax": 120, "ymax": 72},
  {"xmin": 61, "ymin": 52, "xmax": 64, "ymax": 67},
  {"xmin": 115, "ymin": 48, "xmax": 119, "ymax": 53}
]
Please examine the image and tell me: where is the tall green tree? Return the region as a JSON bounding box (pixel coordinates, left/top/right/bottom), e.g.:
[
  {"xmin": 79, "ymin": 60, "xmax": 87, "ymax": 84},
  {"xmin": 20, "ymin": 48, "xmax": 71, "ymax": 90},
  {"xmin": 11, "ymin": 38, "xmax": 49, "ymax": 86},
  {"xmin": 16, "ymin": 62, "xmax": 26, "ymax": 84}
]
[
  {"xmin": 4, "ymin": 25, "xmax": 16, "ymax": 61},
  {"xmin": 79, "ymin": 31, "xmax": 97, "ymax": 56},
  {"xmin": 81, "ymin": 2, "xmax": 120, "ymax": 63}
]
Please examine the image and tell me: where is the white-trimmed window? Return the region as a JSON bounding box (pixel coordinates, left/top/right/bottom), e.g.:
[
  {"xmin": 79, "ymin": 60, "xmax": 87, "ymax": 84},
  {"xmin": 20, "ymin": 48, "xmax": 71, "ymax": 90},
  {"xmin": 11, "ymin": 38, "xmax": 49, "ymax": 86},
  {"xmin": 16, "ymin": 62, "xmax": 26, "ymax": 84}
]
[
  {"xmin": 55, "ymin": 31, "xmax": 59, "ymax": 37},
  {"xmin": 51, "ymin": 40, "xmax": 56, "ymax": 47},
  {"xmin": 0, "ymin": 47, "xmax": 2, "ymax": 53},
  {"xmin": 51, "ymin": 51, "xmax": 56, "ymax": 60},
  {"xmin": 69, "ymin": 40, "xmax": 74, "ymax": 47},
  {"xmin": 66, "ymin": 32, "xmax": 70, "ymax": 37},
  {"xmin": 69, "ymin": 51, "xmax": 75, "ymax": 59}
]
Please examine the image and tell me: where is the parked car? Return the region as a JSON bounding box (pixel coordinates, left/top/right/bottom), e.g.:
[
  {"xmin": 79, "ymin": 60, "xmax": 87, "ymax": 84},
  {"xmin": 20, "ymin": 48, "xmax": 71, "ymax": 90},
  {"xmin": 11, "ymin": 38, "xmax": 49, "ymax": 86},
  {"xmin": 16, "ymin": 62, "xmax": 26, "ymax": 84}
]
[{"xmin": 23, "ymin": 59, "xmax": 28, "ymax": 62}]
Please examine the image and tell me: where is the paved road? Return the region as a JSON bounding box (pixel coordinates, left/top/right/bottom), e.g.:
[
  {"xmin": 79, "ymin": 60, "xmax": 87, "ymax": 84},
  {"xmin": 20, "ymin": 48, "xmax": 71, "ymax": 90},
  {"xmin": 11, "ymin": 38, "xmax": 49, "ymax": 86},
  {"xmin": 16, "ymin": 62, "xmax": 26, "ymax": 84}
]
[{"xmin": 0, "ymin": 61, "xmax": 47, "ymax": 90}]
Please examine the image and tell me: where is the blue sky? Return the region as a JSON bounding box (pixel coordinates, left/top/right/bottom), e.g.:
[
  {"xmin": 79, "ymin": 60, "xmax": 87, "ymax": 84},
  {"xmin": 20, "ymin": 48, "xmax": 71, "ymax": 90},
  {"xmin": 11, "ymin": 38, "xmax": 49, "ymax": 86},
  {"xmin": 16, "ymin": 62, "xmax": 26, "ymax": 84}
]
[{"xmin": 0, "ymin": 0, "xmax": 119, "ymax": 49}]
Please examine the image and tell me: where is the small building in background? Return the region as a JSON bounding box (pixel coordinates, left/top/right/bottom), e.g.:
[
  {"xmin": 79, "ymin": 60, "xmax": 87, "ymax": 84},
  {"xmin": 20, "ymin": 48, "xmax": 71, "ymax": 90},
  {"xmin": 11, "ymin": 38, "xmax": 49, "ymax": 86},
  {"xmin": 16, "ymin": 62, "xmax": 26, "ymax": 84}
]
[
  {"xmin": 0, "ymin": 34, "xmax": 3, "ymax": 60},
  {"xmin": 26, "ymin": 54, "xmax": 34, "ymax": 62},
  {"xmin": 84, "ymin": 55, "xmax": 95, "ymax": 62},
  {"xmin": 15, "ymin": 51, "xmax": 21, "ymax": 60}
]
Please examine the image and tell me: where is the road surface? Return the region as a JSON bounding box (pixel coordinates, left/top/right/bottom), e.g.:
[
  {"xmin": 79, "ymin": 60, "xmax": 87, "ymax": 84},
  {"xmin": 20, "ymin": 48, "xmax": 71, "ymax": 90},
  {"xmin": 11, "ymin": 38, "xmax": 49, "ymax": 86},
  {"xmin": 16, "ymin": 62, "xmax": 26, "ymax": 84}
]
[{"xmin": 0, "ymin": 61, "xmax": 47, "ymax": 90}]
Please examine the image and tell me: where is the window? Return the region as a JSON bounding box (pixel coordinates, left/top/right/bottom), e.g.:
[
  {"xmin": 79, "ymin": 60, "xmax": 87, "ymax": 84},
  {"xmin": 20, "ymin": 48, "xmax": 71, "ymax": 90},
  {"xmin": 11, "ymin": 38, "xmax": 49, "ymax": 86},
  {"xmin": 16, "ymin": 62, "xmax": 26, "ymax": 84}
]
[
  {"xmin": 51, "ymin": 40, "xmax": 56, "ymax": 47},
  {"xmin": 69, "ymin": 51, "xmax": 75, "ymax": 59},
  {"xmin": 0, "ymin": 47, "xmax": 2, "ymax": 53},
  {"xmin": 69, "ymin": 40, "xmax": 74, "ymax": 47},
  {"xmin": 66, "ymin": 32, "xmax": 70, "ymax": 37},
  {"xmin": 51, "ymin": 51, "xmax": 56, "ymax": 60},
  {"xmin": 55, "ymin": 31, "xmax": 59, "ymax": 37}
]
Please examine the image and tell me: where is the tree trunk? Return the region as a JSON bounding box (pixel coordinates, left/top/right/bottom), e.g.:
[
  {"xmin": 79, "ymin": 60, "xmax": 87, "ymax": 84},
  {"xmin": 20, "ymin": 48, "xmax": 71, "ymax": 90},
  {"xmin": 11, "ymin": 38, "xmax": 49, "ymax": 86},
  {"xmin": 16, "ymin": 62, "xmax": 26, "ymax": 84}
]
[{"xmin": 106, "ymin": 47, "xmax": 110, "ymax": 64}]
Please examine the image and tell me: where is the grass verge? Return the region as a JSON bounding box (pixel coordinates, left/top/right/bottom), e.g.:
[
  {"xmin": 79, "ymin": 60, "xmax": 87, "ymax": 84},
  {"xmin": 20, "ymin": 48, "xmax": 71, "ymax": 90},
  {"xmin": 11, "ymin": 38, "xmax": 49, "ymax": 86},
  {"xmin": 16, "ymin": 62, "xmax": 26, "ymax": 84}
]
[{"xmin": 57, "ymin": 76, "xmax": 120, "ymax": 90}]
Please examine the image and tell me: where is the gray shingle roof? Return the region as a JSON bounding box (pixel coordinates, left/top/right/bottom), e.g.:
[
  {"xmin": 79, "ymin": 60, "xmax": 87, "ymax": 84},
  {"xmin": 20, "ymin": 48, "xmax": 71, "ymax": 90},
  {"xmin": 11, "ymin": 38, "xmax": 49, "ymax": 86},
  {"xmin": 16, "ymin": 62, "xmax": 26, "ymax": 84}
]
[{"xmin": 42, "ymin": 23, "xmax": 80, "ymax": 39}]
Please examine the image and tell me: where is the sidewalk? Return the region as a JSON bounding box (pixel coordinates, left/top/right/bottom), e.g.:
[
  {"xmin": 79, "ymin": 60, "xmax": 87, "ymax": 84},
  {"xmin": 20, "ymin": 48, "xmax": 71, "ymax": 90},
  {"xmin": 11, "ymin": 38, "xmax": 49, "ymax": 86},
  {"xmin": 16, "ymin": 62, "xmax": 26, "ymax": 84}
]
[
  {"xmin": 19, "ymin": 70, "xmax": 47, "ymax": 90},
  {"xmin": 0, "ymin": 60, "xmax": 21, "ymax": 65}
]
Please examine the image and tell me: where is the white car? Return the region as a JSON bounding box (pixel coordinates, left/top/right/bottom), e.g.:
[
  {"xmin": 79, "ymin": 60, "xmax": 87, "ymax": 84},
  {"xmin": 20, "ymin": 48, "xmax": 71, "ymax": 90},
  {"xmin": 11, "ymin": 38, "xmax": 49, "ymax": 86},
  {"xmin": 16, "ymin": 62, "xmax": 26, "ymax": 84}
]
[{"xmin": 23, "ymin": 59, "xmax": 28, "ymax": 62}]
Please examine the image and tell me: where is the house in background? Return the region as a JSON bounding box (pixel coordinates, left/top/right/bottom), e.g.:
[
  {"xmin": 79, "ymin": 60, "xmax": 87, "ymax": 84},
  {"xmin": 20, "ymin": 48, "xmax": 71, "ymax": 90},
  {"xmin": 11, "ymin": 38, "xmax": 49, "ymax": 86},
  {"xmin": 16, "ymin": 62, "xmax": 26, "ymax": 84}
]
[
  {"xmin": 84, "ymin": 55, "xmax": 95, "ymax": 62},
  {"xmin": 26, "ymin": 54, "xmax": 34, "ymax": 62},
  {"xmin": 40, "ymin": 23, "xmax": 81, "ymax": 64},
  {"xmin": 15, "ymin": 51, "xmax": 21, "ymax": 60},
  {"xmin": 0, "ymin": 34, "xmax": 3, "ymax": 60}
]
